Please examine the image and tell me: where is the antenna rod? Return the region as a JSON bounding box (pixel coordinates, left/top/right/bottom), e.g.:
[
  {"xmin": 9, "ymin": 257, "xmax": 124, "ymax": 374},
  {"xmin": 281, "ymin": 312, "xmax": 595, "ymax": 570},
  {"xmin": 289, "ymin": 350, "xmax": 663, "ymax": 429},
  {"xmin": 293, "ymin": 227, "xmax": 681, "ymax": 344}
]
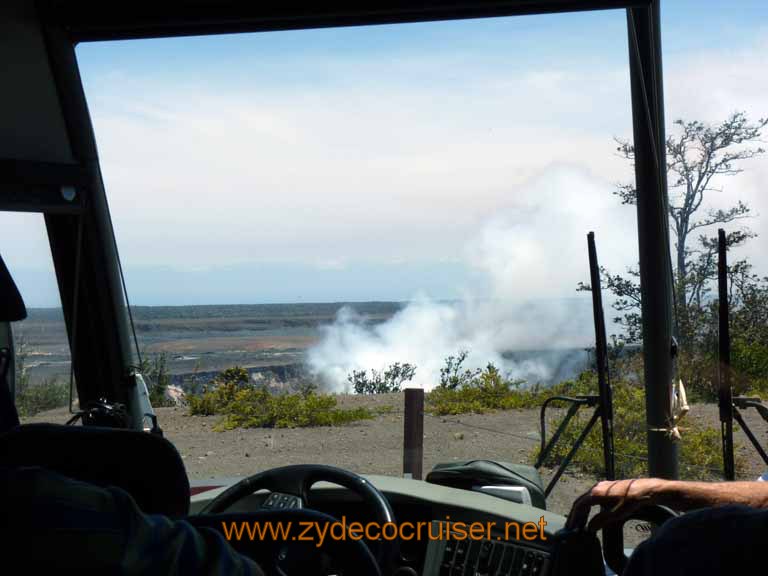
[
  {"xmin": 587, "ymin": 232, "xmax": 616, "ymax": 481},
  {"xmin": 718, "ymin": 228, "xmax": 736, "ymax": 480}
]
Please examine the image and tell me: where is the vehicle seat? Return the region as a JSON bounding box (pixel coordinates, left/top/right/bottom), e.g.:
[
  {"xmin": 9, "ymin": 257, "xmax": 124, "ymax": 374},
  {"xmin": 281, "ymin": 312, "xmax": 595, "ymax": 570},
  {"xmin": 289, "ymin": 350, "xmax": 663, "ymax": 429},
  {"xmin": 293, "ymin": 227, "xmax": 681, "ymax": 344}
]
[
  {"xmin": 0, "ymin": 252, "xmax": 190, "ymax": 517},
  {"xmin": 426, "ymin": 460, "xmax": 547, "ymax": 509},
  {"xmin": 0, "ymin": 423, "xmax": 190, "ymax": 516}
]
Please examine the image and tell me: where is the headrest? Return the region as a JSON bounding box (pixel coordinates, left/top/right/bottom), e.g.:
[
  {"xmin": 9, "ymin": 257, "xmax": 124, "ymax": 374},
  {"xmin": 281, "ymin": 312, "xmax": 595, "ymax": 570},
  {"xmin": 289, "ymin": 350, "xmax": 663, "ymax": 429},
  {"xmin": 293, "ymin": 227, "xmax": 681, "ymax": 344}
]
[
  {"xmin": 0, "ymin": 423, "xmax": 191, "ymax": 517},
  {"xmin": 0, "ymin": 254, "xmax": 26, "ymax": 322}
]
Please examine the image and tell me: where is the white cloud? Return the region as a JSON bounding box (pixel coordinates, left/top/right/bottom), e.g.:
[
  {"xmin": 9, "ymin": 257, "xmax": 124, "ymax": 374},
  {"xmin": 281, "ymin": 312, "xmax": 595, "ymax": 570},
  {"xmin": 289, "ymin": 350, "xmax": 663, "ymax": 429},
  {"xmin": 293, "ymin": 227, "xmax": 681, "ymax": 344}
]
[
  {"xmin": 3, "ymin": 23, "xmax": 767, "ymax": 307},
  {"xmin": 86, "ymin": 55, "xmax": 635, "ymax": 279},
  {"xmin": 663, "ymin": 34, "xmax": 768, "ymax": 266}
]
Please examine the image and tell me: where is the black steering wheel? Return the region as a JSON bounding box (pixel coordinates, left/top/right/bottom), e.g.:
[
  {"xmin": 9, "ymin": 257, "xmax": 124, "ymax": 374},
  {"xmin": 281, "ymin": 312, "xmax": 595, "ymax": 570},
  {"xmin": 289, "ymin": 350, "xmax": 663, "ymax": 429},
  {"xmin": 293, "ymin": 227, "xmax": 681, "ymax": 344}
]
[
  {"xmin": 601, "ymin": 504, "xmax": 679, "ymax": 574},
  {"xmin": 198, "ymin": 464, "xmax": 397, "ymax": 575}
]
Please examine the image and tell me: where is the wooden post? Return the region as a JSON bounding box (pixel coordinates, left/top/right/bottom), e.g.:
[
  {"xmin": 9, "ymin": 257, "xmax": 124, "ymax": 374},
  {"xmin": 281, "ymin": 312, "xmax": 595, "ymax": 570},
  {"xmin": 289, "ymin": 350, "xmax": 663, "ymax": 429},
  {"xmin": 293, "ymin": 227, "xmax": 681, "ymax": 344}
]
[{"xmin": 403, "ymin": 388, "xmax": 424, "ymax": 480}]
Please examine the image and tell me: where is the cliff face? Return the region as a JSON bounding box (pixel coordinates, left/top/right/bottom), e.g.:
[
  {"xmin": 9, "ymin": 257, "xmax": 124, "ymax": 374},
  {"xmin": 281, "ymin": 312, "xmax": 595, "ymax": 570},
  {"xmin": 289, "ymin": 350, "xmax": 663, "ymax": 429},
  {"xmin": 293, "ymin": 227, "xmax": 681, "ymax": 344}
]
[{"xmin": 170, "ymin": 363, "xmax": 310, "ymax": 393}]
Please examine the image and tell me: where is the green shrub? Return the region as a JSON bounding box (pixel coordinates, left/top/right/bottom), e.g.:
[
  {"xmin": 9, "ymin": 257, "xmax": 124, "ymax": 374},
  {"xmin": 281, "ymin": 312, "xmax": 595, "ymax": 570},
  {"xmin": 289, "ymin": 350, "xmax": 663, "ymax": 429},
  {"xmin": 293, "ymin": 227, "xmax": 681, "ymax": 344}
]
[
  {"xmin": 427, "ymin": 367, "xmax": 594, "ymax": 416},
  {"xmin": 733, "ymin": 338, "xmax": 768, "ymax": 397},
  {"xmin": 677, "ymin": 351, "xmax": 718, "ymax": 403},
  {"xmin": 188, "ymin": 366, "xmax": 251, "ymax": 415},
  {"xmin": 349, "ymin": 362, "xmax": 416, "ymax": 394},
  {"xmin": 535, "ymin": 376, "xmax": 740, "ymax": 480},
  {"xmin": 187, "ymin": 366, "xmax": 373, "ymax": 430},
  {"xmin": 427, "ymin": 377, "xmax": 529, "ymax": 414},
  {"xmin": 744, "ymin": 377, "xmax": 768, "ymax": 398},
  {"xmin": 675, "ymin": 338, "xmax": 768, "ymax": 403},
  {"xmin": 216, "ymin": 389, "xmax": 373, "ymax": 431},
  {"xmin": 13, "ymin": 337, "xmax": 69, "ymax": 417},
  {"xmin": 139, "ymin": 352, "xmax": 177, "ymax": 407},
  {"xmin": 217, "ymin": 367, "xmax": 251, "ymax": 385},
  {"xmin": 16, "ymin": 378, "xmax": 69, "ymax": 417},
  {"xmin": 439, "ymin": 350, "xmax": 482, "ymax": 390}
]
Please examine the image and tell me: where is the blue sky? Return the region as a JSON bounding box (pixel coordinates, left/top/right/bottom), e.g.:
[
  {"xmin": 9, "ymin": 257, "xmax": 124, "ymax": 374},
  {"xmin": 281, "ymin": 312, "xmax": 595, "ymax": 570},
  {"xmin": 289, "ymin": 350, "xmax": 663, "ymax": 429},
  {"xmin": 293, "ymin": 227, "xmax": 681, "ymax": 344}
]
[
  {"xmin": 2, "ymin": 1, "xmax": 767, "ymax": 307},
  {"xmin": 72, "ymin": 1, "xmax": 768, "ymax": 71}
]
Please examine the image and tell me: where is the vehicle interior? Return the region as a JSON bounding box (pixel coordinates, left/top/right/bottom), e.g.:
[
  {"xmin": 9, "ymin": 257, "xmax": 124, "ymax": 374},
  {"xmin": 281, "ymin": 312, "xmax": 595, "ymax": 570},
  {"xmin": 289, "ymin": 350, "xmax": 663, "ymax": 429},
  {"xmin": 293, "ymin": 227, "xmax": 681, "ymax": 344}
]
[{"xmin": 0, "ymin": 1, "xmax": 702, "ymax": 575}]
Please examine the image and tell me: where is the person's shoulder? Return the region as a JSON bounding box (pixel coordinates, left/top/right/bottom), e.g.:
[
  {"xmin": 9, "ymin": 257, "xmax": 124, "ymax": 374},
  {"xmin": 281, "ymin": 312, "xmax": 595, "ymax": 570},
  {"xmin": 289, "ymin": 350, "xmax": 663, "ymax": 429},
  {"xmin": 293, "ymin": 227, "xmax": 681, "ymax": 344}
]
[
  {"xmin": 651, "ymin": 503, "xmax": 768, "ymax": 550},
  {"xmin": 624, "ymin": 505, "xmax": 768, "ymax": 576},
  {"xmin": 667, "ymin": 504, "xmax": 768, "ymax": 527}
]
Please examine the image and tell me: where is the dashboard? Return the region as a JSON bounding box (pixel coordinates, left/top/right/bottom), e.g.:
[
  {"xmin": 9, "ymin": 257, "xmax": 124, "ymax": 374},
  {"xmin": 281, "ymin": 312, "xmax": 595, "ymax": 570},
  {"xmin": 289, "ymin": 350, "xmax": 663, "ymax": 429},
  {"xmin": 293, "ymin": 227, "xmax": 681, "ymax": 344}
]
[
  {"xmin": 191, "ymin": 474, "xmax": 563, "ymax": 575},
  {"xmin": 424, "ymin": 522, "xmax": 550, "ymax": 576}
]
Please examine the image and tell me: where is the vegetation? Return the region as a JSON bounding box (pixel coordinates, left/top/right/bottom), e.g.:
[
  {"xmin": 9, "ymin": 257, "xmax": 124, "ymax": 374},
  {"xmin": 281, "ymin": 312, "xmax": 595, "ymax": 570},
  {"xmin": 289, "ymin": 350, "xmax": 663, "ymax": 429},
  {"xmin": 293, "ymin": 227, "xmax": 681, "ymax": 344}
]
[
  {"xmin": 13, "ymin": 336, "xmax": 69, "ymax": 417},
  {"xmin": 15, "ymin": 377, "xmax": 69, "ymax": 418},
  {"xmin": 428, "ymin": 363, "xmax": 592, "ymax": 415},
  {"xmin": 439, "ymin": 350, "xmax": 483, "ymax": 389},
  {"xmin": 138, "ymin": 351, "xmax": 176, "ymax": 407},
  {"xmin": 424, "ymin": 352, "xmax": 733, "ymax": 481},
  {"xmin": 727, "ymin": 270, "xmax": 768, "ymax": 398},
  {"xmin": 188, "ymin": 366, "xmax": 373, "ymax": 431},
  {"xmin": 535, "ymin": 373, "xmax": 740, "ymax": 481},
  {"xmin": 582, "ymin": 112, "xmax": 768, "ymax": 402},
  {"xmin": 348, "ymin": 362, "xmax": 416, "ymax": 394}
]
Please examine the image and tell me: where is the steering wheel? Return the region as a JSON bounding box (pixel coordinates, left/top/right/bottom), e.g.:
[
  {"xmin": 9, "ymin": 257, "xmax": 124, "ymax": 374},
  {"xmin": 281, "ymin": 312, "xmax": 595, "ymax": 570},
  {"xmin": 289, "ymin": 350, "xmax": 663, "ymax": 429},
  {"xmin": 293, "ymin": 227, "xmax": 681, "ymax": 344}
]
[
  {"xmin": 198, "ymin": 464, "xmax": 397, "ymax": 575},
  {"xmin": 601, "ymin": 503, "xmax": 679, "ymax": 574}
]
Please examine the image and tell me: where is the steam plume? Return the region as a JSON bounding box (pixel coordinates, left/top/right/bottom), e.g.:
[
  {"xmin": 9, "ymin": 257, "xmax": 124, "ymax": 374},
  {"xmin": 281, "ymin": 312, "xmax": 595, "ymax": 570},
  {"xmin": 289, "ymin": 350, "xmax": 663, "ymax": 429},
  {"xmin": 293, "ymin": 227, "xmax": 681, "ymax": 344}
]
[{"xmin": 307, "ymin": 167, "xmax": 634, "ymax": 391}]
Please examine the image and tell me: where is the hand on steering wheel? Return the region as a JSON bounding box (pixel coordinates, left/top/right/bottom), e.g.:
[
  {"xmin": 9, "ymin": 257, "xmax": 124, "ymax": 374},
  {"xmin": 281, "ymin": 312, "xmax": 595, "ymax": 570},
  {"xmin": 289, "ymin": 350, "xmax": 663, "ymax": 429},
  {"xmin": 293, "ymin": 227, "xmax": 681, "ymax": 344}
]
[
  {"xmin": 198, "ymin": 464, "xmax": 398, "ymax": 575},
  {"xmin": 574, "ymin": 479, "xmax": 680, "ymax": 575},
  {"xmin": 587, "ymin": 478, "xmax": 679, "ymax": 533}
]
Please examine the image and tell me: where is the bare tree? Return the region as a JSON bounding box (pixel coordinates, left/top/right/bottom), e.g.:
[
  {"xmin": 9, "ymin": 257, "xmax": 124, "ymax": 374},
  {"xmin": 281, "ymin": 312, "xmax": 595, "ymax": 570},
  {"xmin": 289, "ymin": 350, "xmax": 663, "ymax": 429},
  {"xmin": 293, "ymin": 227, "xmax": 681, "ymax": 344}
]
[{"xmin": 597, "ymin": 112, "xmax": 767, "ymax": 346}]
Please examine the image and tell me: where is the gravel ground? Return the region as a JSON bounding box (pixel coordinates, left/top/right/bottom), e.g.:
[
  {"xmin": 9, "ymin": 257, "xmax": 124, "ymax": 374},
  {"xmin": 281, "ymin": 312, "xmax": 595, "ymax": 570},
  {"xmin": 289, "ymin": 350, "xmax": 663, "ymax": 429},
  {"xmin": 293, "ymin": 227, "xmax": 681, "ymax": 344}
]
[{"xmin": 23, "ymin": 395, "xmax": 768, "ymax": 525}]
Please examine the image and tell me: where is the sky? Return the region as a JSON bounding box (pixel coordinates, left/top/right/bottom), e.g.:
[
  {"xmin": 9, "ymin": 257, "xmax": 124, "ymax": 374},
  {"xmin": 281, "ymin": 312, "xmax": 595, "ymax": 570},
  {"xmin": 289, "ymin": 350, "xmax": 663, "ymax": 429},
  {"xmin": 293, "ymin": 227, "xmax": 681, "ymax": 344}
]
[{"xmin": 2, "ymin": 0, "xmax": 768, "ymax": 309}]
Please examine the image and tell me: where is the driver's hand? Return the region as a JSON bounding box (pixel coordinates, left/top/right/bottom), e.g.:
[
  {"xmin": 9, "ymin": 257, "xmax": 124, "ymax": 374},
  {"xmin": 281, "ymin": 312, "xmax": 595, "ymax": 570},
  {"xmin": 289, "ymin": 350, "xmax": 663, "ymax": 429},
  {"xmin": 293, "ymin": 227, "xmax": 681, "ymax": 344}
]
[
  {"xmin": 587, "ymin": 478, "xmax": 671, "ymax": 532},
  {"xmin": 591, "ymin": 478, "xmax": 669, "ymax": 503}
]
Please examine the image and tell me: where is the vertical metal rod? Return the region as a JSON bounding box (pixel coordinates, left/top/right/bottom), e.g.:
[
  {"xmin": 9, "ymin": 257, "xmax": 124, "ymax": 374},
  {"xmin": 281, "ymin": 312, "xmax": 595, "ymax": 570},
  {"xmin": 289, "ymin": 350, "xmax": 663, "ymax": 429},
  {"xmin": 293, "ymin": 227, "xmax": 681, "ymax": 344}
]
[
  {"xmin": 626, "ymin": 2, "xmax": 678, "ymax": 479},
  {"xmin": 587, "ymin": 232, "xmax": 616, "ymax": 482},
  {"xmin": 403, "ymin": 388, "xmax": 424, "ymax": 480},
  {"xmin": 718, "ymin": 228, "xmax": 736, "ymax": 480}
]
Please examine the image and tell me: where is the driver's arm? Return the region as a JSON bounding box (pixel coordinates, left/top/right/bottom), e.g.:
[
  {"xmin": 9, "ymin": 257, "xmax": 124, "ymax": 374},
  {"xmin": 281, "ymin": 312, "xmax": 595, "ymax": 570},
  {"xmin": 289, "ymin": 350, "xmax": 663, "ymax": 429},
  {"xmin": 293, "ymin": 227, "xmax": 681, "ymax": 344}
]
[
  {"xmin": 0, "ymin": 465, "xmax": 265, "ymax": 575},
  {"xmin": 591, "ymin": 478, "xmax": 768, "ymax": 511}
]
